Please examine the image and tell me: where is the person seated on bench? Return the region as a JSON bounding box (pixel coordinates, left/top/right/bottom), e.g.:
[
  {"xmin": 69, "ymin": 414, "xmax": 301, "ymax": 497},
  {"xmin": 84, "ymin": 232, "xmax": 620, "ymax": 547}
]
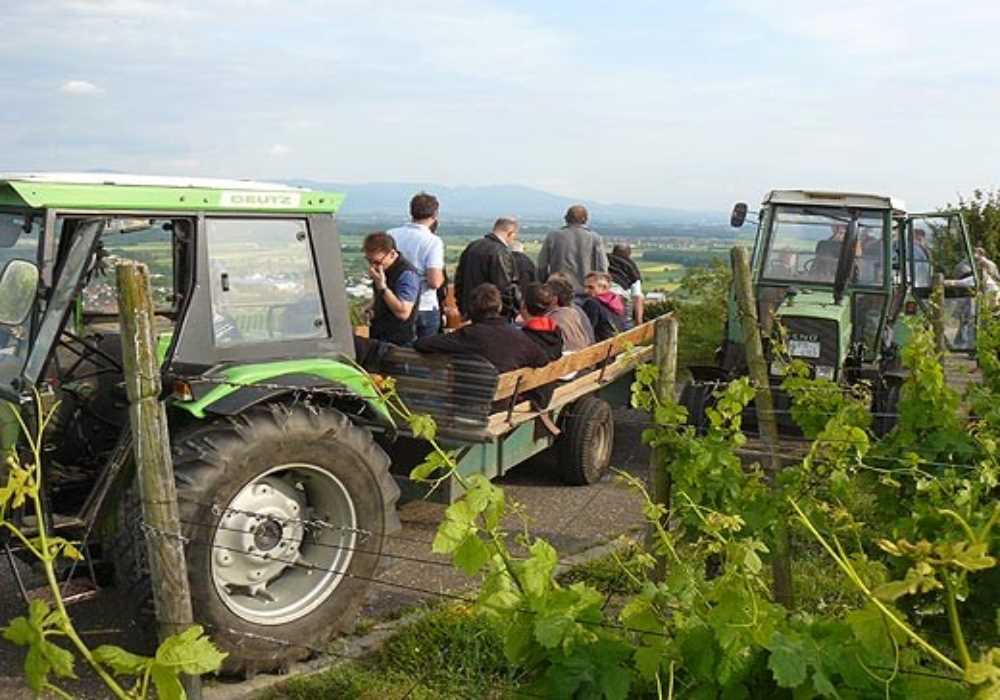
[
  {"xmin": 544, "ymin": 273, "xmax": 594, "ymax": 351},
  {"xmin": 520, "ymin": 283, "xmax": 564, "ymax": 363},
  {"xmin": 580, "ymin": 272, "xmax": 627, "ymax": 341},
  {"xmin": 414, "ymin": 282, "xmax": 549, "ymax": 373}
]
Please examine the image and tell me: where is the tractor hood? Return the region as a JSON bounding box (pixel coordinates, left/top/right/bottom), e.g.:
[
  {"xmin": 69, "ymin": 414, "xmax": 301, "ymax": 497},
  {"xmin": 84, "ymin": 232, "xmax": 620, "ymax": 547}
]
[{"xmin": 774, "ymin": 289, "xmax": 852, "ymax": 376}]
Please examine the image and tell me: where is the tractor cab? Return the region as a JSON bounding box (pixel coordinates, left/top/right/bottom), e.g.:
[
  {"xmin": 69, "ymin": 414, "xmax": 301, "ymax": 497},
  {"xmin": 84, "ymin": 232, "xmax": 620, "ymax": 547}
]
[
  {"xmin": 725, "ymin": 190, "xmax": 903, "ymax": 383},
  {"xmin": 687, "ymin": 189, "xmax": 978, "ymax": 436}
]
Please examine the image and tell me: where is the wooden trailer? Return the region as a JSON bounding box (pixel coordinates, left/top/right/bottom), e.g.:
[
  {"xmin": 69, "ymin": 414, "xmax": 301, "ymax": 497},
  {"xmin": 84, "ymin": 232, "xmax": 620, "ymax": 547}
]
[{"xmin": 375, "ymin": 319, "xmax": 661, "ymax": 502}]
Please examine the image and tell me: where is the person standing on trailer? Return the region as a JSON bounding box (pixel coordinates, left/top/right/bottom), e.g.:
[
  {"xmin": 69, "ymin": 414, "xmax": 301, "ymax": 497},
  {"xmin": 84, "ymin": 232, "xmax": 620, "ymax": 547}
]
[
  {"xmin": 454, "ymin": 217, "xmax": 522, "ymax": 321},
  {"xmin": 387, "ymin": 192, "xmax": 445, "ymax": 338},
  {"xmin": 537, "ymin": 205, "xmax": 608, "ymax": 292},
  {"xmin": 608, "ymin": 243, "xmax": 644, "ymax": 327}
]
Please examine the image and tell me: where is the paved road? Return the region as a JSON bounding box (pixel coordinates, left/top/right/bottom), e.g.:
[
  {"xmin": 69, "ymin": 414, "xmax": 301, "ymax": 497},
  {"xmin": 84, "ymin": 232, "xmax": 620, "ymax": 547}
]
[{"xmin": 0, "ymin": 409, "xmax": 652, "ymax": 698}]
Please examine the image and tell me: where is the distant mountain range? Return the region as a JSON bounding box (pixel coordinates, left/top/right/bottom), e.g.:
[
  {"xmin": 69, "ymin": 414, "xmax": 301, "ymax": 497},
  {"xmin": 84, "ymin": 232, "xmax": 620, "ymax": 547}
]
[{"xmin": 286, "ymin": 180, "xmax": 721, "ymax": 225}]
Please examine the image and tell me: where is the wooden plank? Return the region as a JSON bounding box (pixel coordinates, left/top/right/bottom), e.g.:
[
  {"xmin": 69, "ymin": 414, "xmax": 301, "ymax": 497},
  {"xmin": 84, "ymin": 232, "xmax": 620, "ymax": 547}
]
[
  {"xmin": 487, "ymin": 344, "xmax": 653, "ymax": 436},
  {"xmin": 492, "ymin": 319, "xmax": 659, "ymax": 401}
]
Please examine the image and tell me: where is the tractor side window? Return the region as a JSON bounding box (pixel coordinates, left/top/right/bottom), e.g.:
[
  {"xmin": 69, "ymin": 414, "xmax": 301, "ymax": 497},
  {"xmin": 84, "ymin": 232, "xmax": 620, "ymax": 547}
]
[
  {"xmin": 205, "ymin": 218, "xmax": 327, "ymax": 346},
  {"xmin": 81, "ymin": 218, "xmax": 176, "ymax": 315}
]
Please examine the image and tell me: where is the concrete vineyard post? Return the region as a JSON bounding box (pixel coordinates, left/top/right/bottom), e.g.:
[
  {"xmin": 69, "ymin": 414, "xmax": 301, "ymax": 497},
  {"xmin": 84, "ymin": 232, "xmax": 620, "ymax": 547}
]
[
  {"xmin": 116, "ymin": 261, "xmax": 202, "ymax": 700},
  {"xmin": 731, "ymin": 246, "xmax": 793, "ymax": 609},
  {"xmin": 648, "ymin": 313, "xmax": 678, "ymax": 581}
]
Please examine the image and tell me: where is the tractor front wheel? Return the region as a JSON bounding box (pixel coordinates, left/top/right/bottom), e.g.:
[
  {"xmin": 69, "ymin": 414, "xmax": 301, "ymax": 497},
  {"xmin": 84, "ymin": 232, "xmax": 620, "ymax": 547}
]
[{"xmin": 112, "ymin": 404, "xmax": 400, "ymax": 676}]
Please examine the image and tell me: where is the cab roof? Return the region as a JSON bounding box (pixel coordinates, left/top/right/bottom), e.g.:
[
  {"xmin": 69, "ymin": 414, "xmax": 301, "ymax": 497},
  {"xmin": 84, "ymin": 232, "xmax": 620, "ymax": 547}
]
[
  {"xmin": 764, "ymin": 189, "xmax": 906, "ymax": 213},
  {"xmin": 0, "ymin": 172, "xmax": 344, "ymax": 214}
]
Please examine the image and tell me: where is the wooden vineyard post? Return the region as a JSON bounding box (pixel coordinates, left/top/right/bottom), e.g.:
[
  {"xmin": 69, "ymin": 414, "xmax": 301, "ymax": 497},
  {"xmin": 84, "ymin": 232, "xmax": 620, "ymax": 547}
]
[
  {"xmin": 932, "ymin": 273, "xmax": 947, "ymax": 355},
  {"xmin": 731, "ymin": 246, "xmax": 794, "ymax": 609},
  {"xmin": 116, "ymin": 262, "xmax": 202, "ymax": 700},
  {"xmin": 647, "ymin": 313, "xmax": 679, "ymax": 580}
]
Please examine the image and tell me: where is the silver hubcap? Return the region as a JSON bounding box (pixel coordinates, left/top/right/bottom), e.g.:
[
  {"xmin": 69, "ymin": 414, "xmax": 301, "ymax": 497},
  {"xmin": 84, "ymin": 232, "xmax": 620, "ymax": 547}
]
[
  {"xmin": 592, "ymin": 421, "xmax": 612, "ymax": 475},
  {"xmin": 212, "ymin": 463, "xmax": 357, "ymax": 626}
]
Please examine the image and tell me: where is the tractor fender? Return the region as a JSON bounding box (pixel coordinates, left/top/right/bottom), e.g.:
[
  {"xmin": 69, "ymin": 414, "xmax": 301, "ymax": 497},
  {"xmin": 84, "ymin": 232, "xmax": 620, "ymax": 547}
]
[{"xmin": 176, "ymin": 365, "xmax": 394, "ymax": 432}]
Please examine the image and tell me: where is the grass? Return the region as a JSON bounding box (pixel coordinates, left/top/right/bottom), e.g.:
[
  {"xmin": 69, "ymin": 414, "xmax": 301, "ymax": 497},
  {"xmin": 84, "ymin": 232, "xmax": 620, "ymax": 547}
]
[{"xmin": 262, "ymin": 604, "xmax": 522, "ymax": 699}]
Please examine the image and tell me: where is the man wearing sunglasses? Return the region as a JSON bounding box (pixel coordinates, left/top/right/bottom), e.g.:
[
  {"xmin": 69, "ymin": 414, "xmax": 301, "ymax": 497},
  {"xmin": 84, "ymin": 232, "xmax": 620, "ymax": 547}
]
[{"xmin": 363, "ymin": 231, "xmax": 420, "ymax": 346}]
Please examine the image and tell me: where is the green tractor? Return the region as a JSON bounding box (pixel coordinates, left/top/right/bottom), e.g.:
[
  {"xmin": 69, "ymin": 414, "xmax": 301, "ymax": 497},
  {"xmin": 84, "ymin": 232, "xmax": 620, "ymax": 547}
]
[
  {"xmin": 0, "ymin": 173, "xmax": 401, "ymax": 674},
  {"xmin": 681, "ymin": 189, "xmax": 979, "ymax": 434}
]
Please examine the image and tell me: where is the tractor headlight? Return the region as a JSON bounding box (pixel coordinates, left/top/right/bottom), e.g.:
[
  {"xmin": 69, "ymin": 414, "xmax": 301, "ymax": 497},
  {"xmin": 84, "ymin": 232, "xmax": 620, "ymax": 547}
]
[{"xmin": 814, "ymin": 365, "xmax": 835, "ymax": 381}]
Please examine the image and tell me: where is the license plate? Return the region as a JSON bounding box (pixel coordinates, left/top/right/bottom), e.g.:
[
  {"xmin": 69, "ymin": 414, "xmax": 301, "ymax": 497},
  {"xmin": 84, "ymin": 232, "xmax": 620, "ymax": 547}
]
[{"xmin": 789, "ymin": 339, "xmax": 820, "ymax": 358}]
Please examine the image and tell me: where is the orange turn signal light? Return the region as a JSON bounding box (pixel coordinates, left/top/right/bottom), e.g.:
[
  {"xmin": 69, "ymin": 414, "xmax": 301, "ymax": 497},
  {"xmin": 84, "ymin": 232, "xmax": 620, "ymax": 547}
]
[{"xmin": 173, "ymin": 380, "xmax": 194, "ymax": 401}]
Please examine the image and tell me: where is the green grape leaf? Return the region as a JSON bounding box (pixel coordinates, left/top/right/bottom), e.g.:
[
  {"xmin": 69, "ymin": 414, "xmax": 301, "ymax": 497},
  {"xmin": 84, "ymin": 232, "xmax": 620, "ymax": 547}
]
[
  {"xmin": 407, "ymin": 413, "xmax": 438, "ymax": 441},
  {"xmin": 453, "ymin": 533, "xmax": 490, "ymax": 575},
  {"xmin": 150, "ymin": 663, "xmax": 186, "ymax": 700},
  {"xmin": 597, "ymin": 663, "xmax": 631, "ymax": 700},
  {"xmin": 503, "ymin": 614, "xmax": 535, "ymax": 663},
  {"xmin": 633, "ymin": 645, "xmax": 664, "ymax": 680},
  {"xmin": 94, "ymin": 645, "xmax": 151, "ymax": 676},
  {"xmin": 154, "ymin": 625, "xmax": 227, "ymax": 676},
  {"xmin": 766, "ymin": 631, "xmax": 808, "ymax": 688}
]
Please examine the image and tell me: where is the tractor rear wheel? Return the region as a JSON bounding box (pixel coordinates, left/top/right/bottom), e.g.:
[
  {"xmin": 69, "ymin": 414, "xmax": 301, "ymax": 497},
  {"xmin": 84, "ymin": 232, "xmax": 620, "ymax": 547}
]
[
  {"xmin": 557, "ymin": 395, "xmax": 614, "ymax": 486},
  {"xmin": 110, "ymin": 403, "xmax": 400, "ymax": 676}
]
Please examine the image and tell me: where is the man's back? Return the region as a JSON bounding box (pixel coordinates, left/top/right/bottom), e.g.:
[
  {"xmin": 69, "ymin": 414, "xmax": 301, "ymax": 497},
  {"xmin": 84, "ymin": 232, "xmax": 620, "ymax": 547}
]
[
  {"xmin": 387, "ymin": 223, "xmax": 444, "ymax": 312},
  {"xmin": 538, "ymin": 225, "xmax": 608, "ymax": 291},
  {"xmin": 455, "ymin": 234, "xmax": 519, "ymax": 318},
  {"xmin": 414, "ymin": 316, "xmax": 547, "ymax": 373}
]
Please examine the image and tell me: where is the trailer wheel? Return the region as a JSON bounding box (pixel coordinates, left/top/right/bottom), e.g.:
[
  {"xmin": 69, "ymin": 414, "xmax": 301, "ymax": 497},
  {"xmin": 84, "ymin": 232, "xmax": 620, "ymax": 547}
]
[
  {"xmin": 558, "ymin": 395, "xmax": 613, "ymax": 486},
  {"xmin": 111, "ymin": 403, "xmax": 400, "ymax": 677}
]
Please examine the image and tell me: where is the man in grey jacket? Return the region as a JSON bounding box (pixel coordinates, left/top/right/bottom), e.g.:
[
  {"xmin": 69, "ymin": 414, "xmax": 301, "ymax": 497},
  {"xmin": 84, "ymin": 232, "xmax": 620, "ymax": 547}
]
[{"xmin": 537, "ymin": 205, "xmax": 608, "ymax": 291}]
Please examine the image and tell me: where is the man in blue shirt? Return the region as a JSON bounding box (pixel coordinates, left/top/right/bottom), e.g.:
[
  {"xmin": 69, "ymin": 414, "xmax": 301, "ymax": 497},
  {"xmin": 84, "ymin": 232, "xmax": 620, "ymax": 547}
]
[
  {"xmin": 364, "ymin": 232, "xmax": 421, "ymax": 346},
  {"xmin": 387, "ymin": 193, "xmax": 445, "ymax": 338}
]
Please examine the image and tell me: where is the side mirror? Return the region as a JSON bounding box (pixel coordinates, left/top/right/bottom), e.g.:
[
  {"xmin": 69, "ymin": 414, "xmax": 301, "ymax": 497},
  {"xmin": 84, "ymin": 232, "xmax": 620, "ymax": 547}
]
[
  {"xmin": 730, "ymin": 202, "xmax": 748, "ymax": 228},
  {"xmin": 0, "ymin": 259, "xmax": 40, "ymax": 326}
]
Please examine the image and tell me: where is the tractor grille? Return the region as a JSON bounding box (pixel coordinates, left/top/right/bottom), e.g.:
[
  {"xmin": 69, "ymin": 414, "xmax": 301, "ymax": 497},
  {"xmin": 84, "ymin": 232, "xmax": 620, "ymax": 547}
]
[{"xmin": 781, "ymin": 316, "xmax": 839, "ymax": 368}]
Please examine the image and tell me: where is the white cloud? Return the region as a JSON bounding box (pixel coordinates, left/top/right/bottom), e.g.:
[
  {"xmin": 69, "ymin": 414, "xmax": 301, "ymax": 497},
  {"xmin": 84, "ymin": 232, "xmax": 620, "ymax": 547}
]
[
  {"xmin": 59, "ymin": 79, "xmax": 103, "ymax": 95},
  {"xmin": 268, "ymin": 144, "xmax": 290, "ymax": 157}
]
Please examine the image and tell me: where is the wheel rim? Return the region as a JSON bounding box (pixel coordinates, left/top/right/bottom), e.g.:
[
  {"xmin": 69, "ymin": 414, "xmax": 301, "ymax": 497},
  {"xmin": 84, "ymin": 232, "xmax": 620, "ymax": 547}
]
[
  {"xmin": 211, "ymin": 463, "xmax": 357, "ymax": 626},
  {"xmin": 589, "ymin": 417, "xmax": 613, "ymax": 480}
]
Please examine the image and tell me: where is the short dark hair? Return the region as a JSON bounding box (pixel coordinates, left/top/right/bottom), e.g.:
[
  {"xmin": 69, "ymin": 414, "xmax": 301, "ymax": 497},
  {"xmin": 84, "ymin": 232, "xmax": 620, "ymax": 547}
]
[
  {"xmin": 469, "ymin": 283, "xmax": 502, "ymax": 321},
  {"xmin": 410, "ymin": 192, "xmax": 439, "ymax": 220},
  {"xmin": 523, "ymin": 282, "xmax": 554, "ymax": 316},
  {"xmin": 363, "ymin": 231, "xmax": 396, "ymax": 255},
  {"xmin": 544, "ymin": 274, "xmax": 574, "ymax": 306},
  {"xmin": 612, "ymin": 243, "xmax": 631, "ymax": 258},
  {"xmin": 564, "ymin": 204, "xmax": 588, "ymax": 225}
]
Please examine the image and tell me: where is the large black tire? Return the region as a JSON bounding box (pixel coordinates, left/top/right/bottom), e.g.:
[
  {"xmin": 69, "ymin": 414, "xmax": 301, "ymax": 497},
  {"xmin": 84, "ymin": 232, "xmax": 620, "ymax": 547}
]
[
  {"xmin": 679, "ymin": 380, "xmax": 715, "ymax": 433},
  {"xmin": 873, "ymin": 382, "xmax": 901, "ymax": 438},
  {"xmin": 112, "ymin": 404, "xmax": 400, "ymax": 676},
  {"xmin": 557, "ymin": 395, "xmax": 614, "ymax": 486}
]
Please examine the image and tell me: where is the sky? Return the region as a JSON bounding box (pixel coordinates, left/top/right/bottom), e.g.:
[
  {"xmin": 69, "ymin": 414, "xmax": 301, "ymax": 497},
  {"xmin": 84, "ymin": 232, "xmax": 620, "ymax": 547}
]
[{"xmin": 2, "ymin": 0, "xmax": 998, "ymax": 212}]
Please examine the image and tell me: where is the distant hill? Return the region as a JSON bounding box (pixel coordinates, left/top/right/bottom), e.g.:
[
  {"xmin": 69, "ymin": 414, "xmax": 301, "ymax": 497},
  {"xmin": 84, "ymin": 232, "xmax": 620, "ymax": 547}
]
[{"xmin": 286, "ymin": 180, "xmax": 721, "ymax": 225}]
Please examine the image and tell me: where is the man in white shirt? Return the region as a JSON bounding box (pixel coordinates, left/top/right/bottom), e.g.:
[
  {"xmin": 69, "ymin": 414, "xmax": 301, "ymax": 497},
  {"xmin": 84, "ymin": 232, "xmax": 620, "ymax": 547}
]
[{"xmin": 386, "ymin": 192, "xmax": 445, "ymax": 338}]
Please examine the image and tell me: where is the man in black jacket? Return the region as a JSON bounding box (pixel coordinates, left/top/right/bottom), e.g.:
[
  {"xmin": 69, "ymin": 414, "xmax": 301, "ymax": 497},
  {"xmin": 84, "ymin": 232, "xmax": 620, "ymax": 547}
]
[
  {"xmin": 415, "ymin": 283, "xmax": 548, "ymax": 373},
  {"xmin": 454, "ymin": 217, "xmax": 521, "ymax": 320},
  {"xmin": 363, "ymin": 231, "xmax": 420, "ymax": 346}
]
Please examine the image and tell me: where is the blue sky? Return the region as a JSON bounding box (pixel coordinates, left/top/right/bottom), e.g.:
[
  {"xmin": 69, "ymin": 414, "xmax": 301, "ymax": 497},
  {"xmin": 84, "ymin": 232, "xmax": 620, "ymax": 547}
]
[{"xmin": 2, "ymin": 0, "xmax": 998, "ymax": 211}]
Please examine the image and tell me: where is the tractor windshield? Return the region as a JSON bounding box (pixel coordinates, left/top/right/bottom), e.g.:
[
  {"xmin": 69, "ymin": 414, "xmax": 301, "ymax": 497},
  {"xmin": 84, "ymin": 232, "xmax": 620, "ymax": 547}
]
[
  {"xmin": 762, "ymin": 206, "xmax": 885, "ymax": 287},
  {"xmin": 0, "ymin": 212, "xmax": 41, "ymax": 391}
]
